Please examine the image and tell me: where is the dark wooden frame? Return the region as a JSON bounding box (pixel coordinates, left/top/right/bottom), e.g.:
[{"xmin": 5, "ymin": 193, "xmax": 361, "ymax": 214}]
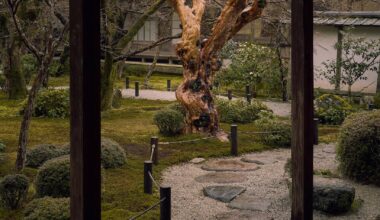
[
  {"xmin": 291, "ymin": 0, "xmax": 314, "ymax": 219},
  {"xmin": 69, "ymin": 0, "xmax": 101, "ymax": 219},
  {"xmin": 68, "ymin": 0, "xmax": 314, "ymax": 219}
]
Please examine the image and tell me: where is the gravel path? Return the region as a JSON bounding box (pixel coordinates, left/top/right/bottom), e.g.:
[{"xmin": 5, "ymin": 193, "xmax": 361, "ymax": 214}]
[
  {"xmin": 121, "ymin": 89, "xmax": 291, "ymax": 117},
  {"xmin": 161, "ymin": 144, "xmax": 380, "ymax": 220}
]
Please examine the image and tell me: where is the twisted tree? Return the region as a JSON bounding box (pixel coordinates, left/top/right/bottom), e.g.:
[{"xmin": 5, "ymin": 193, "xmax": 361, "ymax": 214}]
[{"xmin": 169, "ymin": 0, "xmax": 266, "ymax": 136}]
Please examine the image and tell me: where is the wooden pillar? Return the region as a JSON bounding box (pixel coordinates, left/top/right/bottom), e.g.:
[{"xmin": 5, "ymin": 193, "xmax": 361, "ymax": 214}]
[
  {"xmin": 70, "ymin": 0, "xmax": 101, "ymax": 219},
  {"xmin": 291, "ymin": 0, "xmax": 314, "ymax": 219},
  {"xmin": 335, "ymin": 26, "xmax": 343, "ymax": 92}
]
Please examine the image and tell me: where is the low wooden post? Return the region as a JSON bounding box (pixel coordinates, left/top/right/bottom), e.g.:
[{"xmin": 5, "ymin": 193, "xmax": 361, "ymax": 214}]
[
  {"xmin": 227, "ymin": 90, "xmax": 232, "ymax": 100},
  {"xmin": 125, "ymin": 77, "xmax": 130, "ymax": 89},
  {"xmin": 167, "ymin": 80, "xmax": 171, "ymax": 91},
  {"xmin": 160, "ymin": 186, "xmax": 171, "ymax": 220},
  {"xmin": 150, "ymin": 137, "xmax": 159, "ymax": 165},
  {"xmin": 231, "ymin": 124, "xmax": 238, "ymax": 156},
  {"xmin": 144, "ymin": 161, "xmax": 153, "ymax": 194},
  {"xmin": 135, "ymin": 81, "xmax": 139, "ymax": 97},
  {"xmin": 313, "ymin": 118, "xmax": 319, "ymax": 145},
  {"xmin": 245, "ymin": 85, "xmax": 251, "ymax": 96},
  {"xmin": 246, "ymin": 94, "xmax": 252, "ymax": 104}
]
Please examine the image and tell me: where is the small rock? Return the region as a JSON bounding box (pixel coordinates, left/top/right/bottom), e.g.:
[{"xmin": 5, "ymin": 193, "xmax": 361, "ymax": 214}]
[
  {"xmin": 313, "ymin": 185, "xmax": 355, "ymax": 214},
  {"xmin": 201, "ymin": 160, "xmax": 260, "ymax": 172},
  {"xmin": 203, "ymin": 185, "xmax": 246, "ymax": 203},
  {"xmin": 228, "ymin": 195, "xmax": 271, "ymax": 211},
  {"xmin": 195, "ymin": 172, "xmax": 248, "ymax": 184},
  {"xmin": 190, "ymin": 158, "xmax": 205, "ymax": 164},
  {"xmin": 241, "ymin": 155, "xmax": 278, "ymax": 165}
]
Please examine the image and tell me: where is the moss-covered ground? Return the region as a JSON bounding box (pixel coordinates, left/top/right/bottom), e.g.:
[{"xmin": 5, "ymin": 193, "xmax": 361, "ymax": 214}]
[{"xmin": 0, "ymin": 77, "xmax": 340, "ymax": 219}]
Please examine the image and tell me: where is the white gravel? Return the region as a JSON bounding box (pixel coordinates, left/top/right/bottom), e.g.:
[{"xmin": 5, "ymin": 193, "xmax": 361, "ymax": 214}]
[{"xmin": 161, "ymin": 144, "xmax": 380, "ymax": 220}]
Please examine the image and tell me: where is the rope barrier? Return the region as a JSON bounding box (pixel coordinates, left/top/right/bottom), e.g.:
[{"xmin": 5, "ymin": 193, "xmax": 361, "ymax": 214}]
[
  {"xmin": 148, "ymin": 171, "xmax": 160, "ymax": 191},
  {"xmin": 238, "ymin": 130, "xmax": 284, "ymax": 135},
  {"xmin": 129, "ymin": 197, "xmax": 166, "ymax": 220},
  {"xmin": 150, "ymin": 144, "xmax": 155, "ymax": 161},
  {"xmin": 159, "ymin": 136, "xmax": 217, "ymax": 145}
]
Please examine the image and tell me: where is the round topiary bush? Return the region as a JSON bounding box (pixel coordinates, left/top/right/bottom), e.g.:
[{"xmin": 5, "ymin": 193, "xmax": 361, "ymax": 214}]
[
  {"xmin": 315, "ymin": 94, "xmax": 353, "ymax": 125},
  {"xmin": 23, "ymin": 197, "xmax": 69, "ymax": 220},
  {"xmin": 101, "ymin": 138, "xmax": 126, "ymax": 169},
  {"xmin": 35, "ymin": 156, "xmax": 70, "ymax": 198},
  {"xmin": 166, "ymin": 103, "xmax": 186, "ymax": 116},
  {"xmin": 255, "ymin": 117, "xmax": 292, "ymax": 147},
  {"xmin": 337, "ymin": 110, "xmax": 380, "ymax": 185},
  {"xmin": 216, "ymin": 99, "xmax": 271, "ymax": 124},
  {"xmin": 153, "ymin": 109, "xmax": 185, "ymax": 136},
  {"xmin": 26, "ymin": 144, "xmax": 69, "ymax": 168},
  {"xmin": 30, "ymin": 89, "xmax": 69, "ymax": 118},
  {"xmin": 0, "ymin": 174, "xmax": 29, "ymax": 209}
]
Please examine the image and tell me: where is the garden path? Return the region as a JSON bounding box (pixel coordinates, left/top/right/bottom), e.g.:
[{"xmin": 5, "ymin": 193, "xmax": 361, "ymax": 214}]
[
  {"xmin": 121, "ymin": 89, "xmax": 291, "ymax": 117},
  {"xmin": 161, "ymin": 144, "xmax": 380, "ymax": 220}
]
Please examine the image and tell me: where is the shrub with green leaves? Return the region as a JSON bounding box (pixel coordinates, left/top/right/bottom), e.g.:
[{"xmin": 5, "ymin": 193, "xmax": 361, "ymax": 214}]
[
  {"xmin": 0, "ymin": 140, "xmax": 5, "ymax": 152},
  {"xmin": 26, "ymin": 144, "xmax": 69, "ymax": 168},
  {"xmin": 374, "ymin": 93, "xmax": 380, "ymax": 109},
  {"xmin": 31, "ymin": 89, "xmax": 69, "ymax": 118},
  {"xmin": 35, "ymin": 156, "xmax": 70, "ymax": 198},
  {"xmin": 255, "ymin": 117, "xmax": 292, "ymax": 147},
  {"xmin": 101, "ymin": 138, "xmax": 126, "ymax": 169},
  {"xmin": 112, "ymin": 89, "xmax": 122, "ymax": 109},
  {"xmin": 0, "ymin": 74, "xmax": 6, "ymax": 91},
  {"xmin": 23, "ymin": 197, "xmax": 69, "ymax": 220},
  {"xmin": 153, "ymin": 109, "xmax": 185, "ymax": 136},
  {"xmin": 315, "ymin": 94, "xmax": 353, "ymax": 125},
  {"xmin": 216, "ymin": 99, "xmax": 271, "ymax": 124},
  {"xmin": 0, "ymin": 174, "xmax": 29, "ymax": 209},
  {"xmin": 337, "ymin": 110, "xmax": 380, "ymax": 185},
  {"xmin": 166, "ymin": 103, "xmax": 186, "ymax": 117}
]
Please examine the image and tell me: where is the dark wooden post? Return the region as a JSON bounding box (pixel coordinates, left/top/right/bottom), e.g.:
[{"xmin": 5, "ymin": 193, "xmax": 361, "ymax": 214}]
[
  {"xmin": 150, "ymin": 137, "xmax": 159, "ymax": 165},
  {"xmin": 246, "ymin": 94, "xmax": 252, "ymax": 104},
  {"xmin": 313, "ymin": 118, "xmax": 319, "ymax": 145},
  {"xmin": 69, "ymin": 0, "xmax": 101, "ymax": 218},
  {"xmin": 230, "ymin": 124, "xmax": 238, "ymax": 156},
  {"xmin": 160, "ymin": 186, "xmax": 171, "ymax": 220},
  {"xmin": 167, "ymin": 80, "xmax": 171, "ymax": 91},
  {"xmin": 227, "ymin": 90, "xmax": 232, "ymax": 100},
  {"xmin": 144, "ymin": 161, "xmax": 153, "ymax": 194},
  {"xmin": 125, "ymin": 77, "xmax": 130, "ymax": 89},
  {"xmin": 245, "ymin": 85, "xmax": 251, "ymax": 96},
  {"xmin": 135, "ymin": 81, "xmax": 139, "ymax": 97},
  {"xmin": 291, "ymin": 0, "xmax": 314, "ymax": 219}
]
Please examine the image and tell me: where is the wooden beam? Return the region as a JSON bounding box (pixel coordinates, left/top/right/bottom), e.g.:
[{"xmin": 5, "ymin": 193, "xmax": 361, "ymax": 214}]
[
  {"xmin": 291, "ymin": 0, "xmax": 314, "ymax": 219},
  {"xmin": 69, "ymin": 0, "xmax": 101, "ymax": 219}
]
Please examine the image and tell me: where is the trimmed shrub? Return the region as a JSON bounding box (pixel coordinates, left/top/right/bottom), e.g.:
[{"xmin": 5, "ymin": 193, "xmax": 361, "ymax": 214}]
[
  {"xmin": 315, "ymin": 94, "xmax": 353, "ymax": 125},
  {"xmin": 27, "ymin": 89, "xmax": 69, "ymax": 118},
  {"xmin": 166, "ymin": 103, "xmax": 186, "ymax": 117},
  {"xmin": 255, "ymin": 117, "xmax": 292, "ymax": 147},
  {"xmin": 26, "ymin": 144, "xmax": 69, "ymax": 168},
  {"xmin": 0, "ymin": 174, "xmax": 29, "ymax": 209},
  {"xmin": 153, "ymin": 109, "xmax": 185, "ymax": 136},
  {"xmin": 112, "ymin": 89, "xmax": 122, "ymax": 109},
  {"xmin": 0, "ymin": 141, "xmax": 5, "ymax": 152},
  {"xmin": 337, "ymin": 110, "xmax": 380, "ymax": 185},
  {"xmin": 216, "ymin": 99, "xmax": 271, "ymax": 124},
  {"xmin": 23, "ymin": 197, "xmax": 69, "ymax": 220},
  {"xmin": 101, "ymin": 138, "xmax": 126, "ymax": 169},
  {"xmin": 35, "ymin": 156, "xmax": 70, "ymax": 198}
]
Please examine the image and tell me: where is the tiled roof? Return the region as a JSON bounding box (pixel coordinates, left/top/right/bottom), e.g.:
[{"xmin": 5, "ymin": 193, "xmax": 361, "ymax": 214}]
[{"xmin": 314, "ymin": 11, "xmax": 380, "ymax": 26}]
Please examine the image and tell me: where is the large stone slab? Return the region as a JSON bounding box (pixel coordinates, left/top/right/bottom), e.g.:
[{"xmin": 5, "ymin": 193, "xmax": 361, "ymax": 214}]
[
  {"xmin": 313, "ymin": 185, "xmax": 355, "ymax": 214},
  {"xmin": 241, "ymin": 155, "xmax": 278, "ymax": 165},
  {"xmin": 228, "ymin": 195, "xmax": 271, "ymax": 212},
  {"xmin": 201, "ymin": 160, "xmax": 260, "ymax": 172},
  {"xmin": 203, "ymin": 185, "xmax": 246, "ymax": 203},
  {"xmin": 195, "ymin": 172, "xmax": 248, "ymax": 184},
  {"xmin": 215, "ymin": 211, "xmax": 272, "ymax": 220},
  {"xmin": 190, "ymin": 157, "xmax": 205, "ymax": 164}
]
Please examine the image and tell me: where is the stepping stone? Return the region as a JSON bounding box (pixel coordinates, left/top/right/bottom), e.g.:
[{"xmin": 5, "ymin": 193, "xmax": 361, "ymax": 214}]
[
  {"xmin": 190, "ymin": 158, "xmax": 205, "ymax": 164},
  {"xmin": 201, "ymin": 160, "xmax": 260, "ymax": 172},
  {"xmin": 313, "ymin": 184, "xmax": 355, "ymax": 214},
  {"xmin": 195, "ymin": 172, "xmax": 248, "ymax": 184},
  {"xmin": 215, "ymin": 210, "xmax": 272, "ymax": 220},
  {"xmin": 228, "ymin": 195, "xmax": 271, "ymax": 212},
  {"xmin": 241, "ymin": 155, "xmax": 278, "ymax": 165},
  {"xmin": 203, "ymin": 185, "xmax": 246, "ymax": 203}
]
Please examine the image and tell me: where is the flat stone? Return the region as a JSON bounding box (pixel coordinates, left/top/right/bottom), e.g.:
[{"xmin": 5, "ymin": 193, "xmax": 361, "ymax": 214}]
[
  {"xmin": 228, "ymin": 195, "xmax": 271, "ymax": 211},
  {"xmin": 215, "ymin": 210, "xmax": 272, "ymax": 220},
  {"xmin": 190, "ymin": 158, "xmax": 205, "ymax": 164},
  {"xmin": 195, "ymin": 172, "xmax": 248, "ymax": 184},
  {"xmin": 201, "ymin": 160, "xmax": 260, "ymax": 172},
  {"xmin": 241, "ymin": 155, "xmax": 278, "ymax": 165},
  {"xmin": 203, "ymin": 185, "xmax": 246, "ymax": 203},
  {"xmin": 313, "ymin": 183, "xmax": 355, "ymax": 214}
]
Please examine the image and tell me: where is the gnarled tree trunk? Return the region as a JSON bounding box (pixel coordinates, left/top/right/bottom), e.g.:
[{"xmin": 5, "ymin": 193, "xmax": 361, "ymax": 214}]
[{"xmin": 170, "ymin": 0, "xmax": 265, "ymax": 135}]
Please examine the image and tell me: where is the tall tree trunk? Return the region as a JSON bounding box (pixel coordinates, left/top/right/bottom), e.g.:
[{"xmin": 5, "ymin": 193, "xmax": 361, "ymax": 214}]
[
  {"xmin": 276, "ymin": 47, "xmax": 288, "ymax": 102},
  {"xmin": 15, "ymin": 64, "xmax": 48, "ymax": 170},
  {"xmin": 144, "ymin": 47, "xmax": 160, "ymax": 89},
  {"xmin": 55, "ymin": 45, "xmax": 69, "ymax": 77},
  {"xmin": 6, "ymin": 41, "xmax": 27, "ymax": 99},
  {"xmin": 100, "ymin": 53, "xmax": 116, "ymax": 111}
]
